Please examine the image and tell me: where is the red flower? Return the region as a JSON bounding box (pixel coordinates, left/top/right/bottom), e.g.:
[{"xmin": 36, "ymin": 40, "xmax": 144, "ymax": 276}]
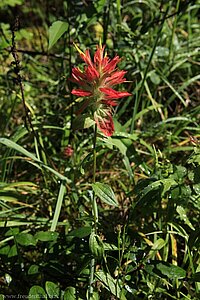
[
  {"xmin": 64, "ymin": 145, "xmax": 74, "ymax": 157},
  {"xmin": 71, "ymin": 44, "xmax": 131, "ymax": 136}
]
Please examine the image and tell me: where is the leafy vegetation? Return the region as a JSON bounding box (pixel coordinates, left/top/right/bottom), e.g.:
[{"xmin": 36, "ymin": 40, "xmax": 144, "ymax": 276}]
[{"xmin": 0, "ymin": 0, "xmax": 200, "ymax": 299}]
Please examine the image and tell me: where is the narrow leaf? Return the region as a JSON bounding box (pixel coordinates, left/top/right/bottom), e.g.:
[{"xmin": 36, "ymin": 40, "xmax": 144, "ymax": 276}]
[{"xmin": 0, "ymin": 138, "xmax": 70, "ymax": 182}]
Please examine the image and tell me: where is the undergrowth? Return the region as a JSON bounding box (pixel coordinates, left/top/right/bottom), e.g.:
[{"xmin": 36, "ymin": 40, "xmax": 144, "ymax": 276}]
[{"xmin": 0, "ymin": 0, "xmax": 200, "ymax": 299}]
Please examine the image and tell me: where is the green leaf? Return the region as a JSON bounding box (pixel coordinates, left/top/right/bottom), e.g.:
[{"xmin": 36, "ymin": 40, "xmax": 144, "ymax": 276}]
[
  {"xmin": 0, "ymin": 138, "xmax": 38, "ymax": 161},
  {"xmin": 0, "ymin": 138, "xmax": 70, "ymax": 183},
  {"xmin": 155, "ymin": 46, "xmax": 169, "ymax": 57},
  {"xmin": 29, "ymin": 286, "xmax": 47, "ymax": 299},
  {"xmin": 63, "ymin": 287, "xmax": 76, "ymax": 300},
  {"xmin": 188, "ymin": 147, "xmax": 200, "ymax": 165},
  {"xmin": 145, "ymin": 261, "xmax": 186, "ymax": 279},
  {"xmin": 48, "ymin": 21, "xmax": 68, "ymax": 49},
  {"xmin": 156, "ymin": 262, "xmax": 186, "ymax": 279},
  {"xmin": 68, "ymin": 226, "xmax": 91, "ymax": 238},
  {"xmin": 72, "ymin": 114, "xmax": 95, "ymax": 130},
  {"xmin": 0, "ymin": 245, "xmax": 10, "ymax": 255},
  {"xmin": 148, "ymin": 238, "xmax": 166, "ymax": 259},
  {"xmin": 0, "ymin": 0, "xmax": 23, "ymax": 8},
  {"xmin": 103, "ymin": 243, "xmax": 118, "ymax": 251},
  {"xmin": 45, "ymin": 281, "xmax": 60, "ymax": 299},
  {"xmin": 89, "ymin": 232, "xmax": 104, "ymax": 259},
  {"xmin": 161, "ymin": 178, "xmax": 177, "ymax": 195},
  {"xmin": 16, "ymin": 233, "xmax": 37, "ymax": 246},
  {"xmin": 0, "ymin": 294, "xmax": 5, "ymax": 300},
  {"xmin": 5, "ymin": 228, "xmax": 19, "ymax": 236},
  {"xmin": 176, "ymin": 206, "xmax": 195, "ymax": 230},
  {"xmin": 35, "ymin": 231, "xmax": 59, "ymax": 242},
  {"xmin": 8, "ymin": 244, "xmax": 17, "ymax": 257},
  {"xmin": 150, "ymin": 71, "xmax": 161, "ymax": 85},
  {"xmin": 92, "ymin": 182, "xmax": 118, "ymax": 207},
  {"xmin": 28, "ymin": 264, "xmax": 39, "ymax": 275},
  {"xmin": 94, "ymin": 0, "xmax": 106, "ymax": 13},
  {"xmin": 95, "ymin": 271, "xmax": 122, "ymax": 297}
]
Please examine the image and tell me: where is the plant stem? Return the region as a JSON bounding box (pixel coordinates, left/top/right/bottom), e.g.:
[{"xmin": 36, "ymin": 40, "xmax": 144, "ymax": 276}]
[
  {"xmin": 92, "ymin": 124, "xmax": 98, "ymax": 229},
  {"xmin": 168, "ymin": 0, "xmax": 181, "ymax": 63},
  {"xmin": 50, "ymin": 180, "xmax": 66, "ymax": 232},
  {"xmin": 88, "ymin": 124, "xmax": 98, "ymax": 299}
]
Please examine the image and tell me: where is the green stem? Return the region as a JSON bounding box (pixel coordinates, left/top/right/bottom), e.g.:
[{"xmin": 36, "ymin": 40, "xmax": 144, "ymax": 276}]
[
  {"xmin": 93, "ymin": 124, "xmax": 97, "ymax": 184},
  {"xmin": 168, "ymin": 0, "xmax": 181, "ymax": 63},
  {"xmin": 50, "ymin": 180, "xmax": 66, "ymax": 232},
  {"xmin": 92, "ymin": 124, "xmax": 98, "ymax": 229},
  {"xmin": 88, "ymin": 257, "xmax": 95, "ymax": 299},
  {"xmin": 88, "ymin": 124, "xmax": 98, "ymax": 299}
]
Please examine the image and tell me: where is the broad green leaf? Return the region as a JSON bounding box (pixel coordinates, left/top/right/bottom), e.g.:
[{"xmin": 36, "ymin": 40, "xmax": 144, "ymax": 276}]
[
  {"xmin": 35, "ymin": 231, "xmax": 58, "ymax": 242},
  {"xmin": 145, "ymin": 261, "xmax": 186, "ymax": 279},
  {"xmin": 176, "ymin": 206, "xmax": 195, "ymax": 230},
  {"xmin": 68, "ymin": 226, "xmax": 91, "ymax": 238},
  {"xmin": 16, "ymin": 233, "xmax": 37, "ymax": 246},
  {"xmin": 5, "ymin": 228, "xmax": 19, "ymax": 236},
  {"xmin": 161, "ymin": 178, "xmax": 177, "ymax": 195},
  {"xmin": 106, "ymin": 138, "xmax": 127, "ymax": 156},
  {"xmin": 63, "ymin": 287, "xmax": 76, "ymax": 300},
  {"xmin": 0, "ymin": 294, "xmax": 5, "ymax": 300},
  {"xmin": 92, "ymin": 182, "xmax": 118, "ymax": 207},
  {"xmin": 8, "ymin": 245, "xmax": 17, "ymax": 257},
  {"xmin": 95, "ymin": 271, "xmax": 121, "ymax": 298},
  {"xmin": 29, "ymin": 286, "xmax": 47, "ymax": 299},
  {"xmin": 48, "ymin": 21, "xmax": 68, "ymax": 49},
  {"xmin": 137, "ymin": 178, "xmax": 177, "ymax": 201},
  {"xmin": 0, "ymin": 245, "xmax": 10, "ymax": 255},
  {"xmin": 45, "ymin": 281, "xmax": 60, "ymax": 299},
  {"xmin": 28, "ymin": 264, "xmax": 39, "ymax": 275},
  {"xmin": 0, "ymin": 0, "xmax": 23, "ymax": 8},
  {"xmin": 156, "ymin": 262, "xmax": 186, "ymax": 279},
  {"xmin": 149, "ymin": 70, "xmax": 161, "ymax": 85}
]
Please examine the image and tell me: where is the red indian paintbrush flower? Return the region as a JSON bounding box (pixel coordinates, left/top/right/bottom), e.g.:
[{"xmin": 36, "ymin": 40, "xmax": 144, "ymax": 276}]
[{"xmin": 71, "ymin": 43, "xmax": 131, "ymax": 136}]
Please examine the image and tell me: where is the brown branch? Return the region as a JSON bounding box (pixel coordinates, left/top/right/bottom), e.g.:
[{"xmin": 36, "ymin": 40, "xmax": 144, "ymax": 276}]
[
  {"xmin": 10, "ymin": 16, "xmax": 58, "ymax": 172},
  {"xmin": 5, "ymin": 47, "xmax": 69, "ymax": 59}
]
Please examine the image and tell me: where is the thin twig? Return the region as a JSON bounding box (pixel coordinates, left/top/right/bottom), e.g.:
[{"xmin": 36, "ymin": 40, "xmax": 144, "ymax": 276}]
[{"xmin": 10, "ymin": 17, "xmax": 58, "ymax": 171}]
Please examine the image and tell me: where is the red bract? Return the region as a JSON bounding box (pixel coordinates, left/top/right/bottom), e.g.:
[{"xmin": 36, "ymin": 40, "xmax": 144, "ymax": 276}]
[
  {"xmin": 71, "ymin": 44, "xmax": 131, "ymax": 136},
  {"xmin": 64, "ymin": 145, "xmax": 74, "ymax": 157}
]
